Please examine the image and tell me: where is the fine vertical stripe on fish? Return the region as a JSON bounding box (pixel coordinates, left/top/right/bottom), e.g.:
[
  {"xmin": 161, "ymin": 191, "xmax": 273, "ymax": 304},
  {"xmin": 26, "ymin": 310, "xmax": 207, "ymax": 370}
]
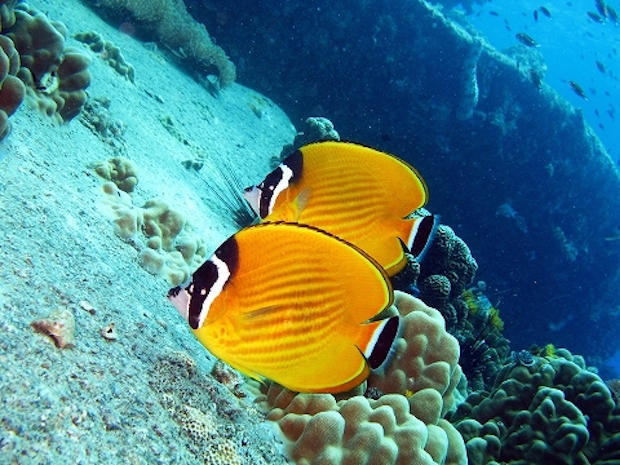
[
  {"xmin": 243, "ymin": 141, "xmax": 438, "ymax": 276},
  {"xmin": 168, "ymin": 221, "xmax": 399, "ymax": 393}
]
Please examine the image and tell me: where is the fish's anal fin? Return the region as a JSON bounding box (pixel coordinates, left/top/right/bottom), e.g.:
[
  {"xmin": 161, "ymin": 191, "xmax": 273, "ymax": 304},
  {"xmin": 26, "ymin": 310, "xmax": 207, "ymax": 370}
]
[
  {"xmin": 358, "ymin": 316, "xmax": 400, "ymax": 369},
  {"xmin": 405, "ymin": 214, "xmax": 440, "ymax": 261},
  {"xmin": 223, "ymin": 358, "xmax": 266, "ymax": 384}
]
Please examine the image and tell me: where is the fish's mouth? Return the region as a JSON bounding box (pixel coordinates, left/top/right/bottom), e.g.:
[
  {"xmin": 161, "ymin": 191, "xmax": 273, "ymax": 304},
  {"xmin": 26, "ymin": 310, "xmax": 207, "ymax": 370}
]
[{"xmin": 167, "ymin": 286, "xmax": 190, "ymax": 321}]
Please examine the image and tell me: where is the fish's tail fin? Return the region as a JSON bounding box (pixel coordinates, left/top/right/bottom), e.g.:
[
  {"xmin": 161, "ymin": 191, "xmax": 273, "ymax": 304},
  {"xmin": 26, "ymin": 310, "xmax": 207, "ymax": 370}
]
[
  {"xmin": 358, "ymin": 316, "xmax": 400, "ymax": 369},
  {"xmin": 400, "ymin": 214, "xmax": 440, "ymax": 261}
]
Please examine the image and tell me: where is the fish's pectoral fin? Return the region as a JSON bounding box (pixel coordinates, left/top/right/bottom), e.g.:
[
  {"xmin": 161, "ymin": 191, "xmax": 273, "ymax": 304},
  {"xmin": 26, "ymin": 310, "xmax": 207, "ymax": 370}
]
[
  {"xmin": 242, "ymin": 305, "xmax": 282, "ymax": 321},
  {"xmin": 290, "ymin": 187, "xmax": 311, "ymax": 222},
  {"xmin": 357, "ymin": 316, "xmax": 400, "ymax": 369}
]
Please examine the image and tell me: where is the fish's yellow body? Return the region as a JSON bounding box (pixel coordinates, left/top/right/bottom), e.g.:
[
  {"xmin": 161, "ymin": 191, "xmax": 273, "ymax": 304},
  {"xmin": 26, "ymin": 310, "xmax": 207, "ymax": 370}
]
[
  {"xmin": 170, "ymin": 222, "xmax": 397, "ymax": 393},
  {"xmin": 245, "ymin": 141, "xmax": 434, "ymax": 276}
]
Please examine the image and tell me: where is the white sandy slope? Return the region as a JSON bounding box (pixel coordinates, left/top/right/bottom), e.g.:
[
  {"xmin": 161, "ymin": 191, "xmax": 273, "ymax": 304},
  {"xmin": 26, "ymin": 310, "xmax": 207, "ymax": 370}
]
[{"xmin": 0, "ymin": 0, "xmax": 296, "ymax": 463}]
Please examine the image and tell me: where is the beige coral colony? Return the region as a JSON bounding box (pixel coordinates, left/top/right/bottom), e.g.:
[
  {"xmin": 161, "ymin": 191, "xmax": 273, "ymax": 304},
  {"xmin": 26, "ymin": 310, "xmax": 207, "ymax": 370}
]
[
  {"xmin": 0, "ymin": 1, "xmax": 91, "ymax": 137},
  {"xmin": 0, "ymin": 0, "xmax": 235, "ymax": 140}
]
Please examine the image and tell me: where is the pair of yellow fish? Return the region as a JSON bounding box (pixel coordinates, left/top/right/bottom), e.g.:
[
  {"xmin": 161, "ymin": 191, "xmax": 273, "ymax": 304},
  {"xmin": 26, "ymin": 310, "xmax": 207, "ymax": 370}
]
[{"xmin": 168, "ymin": 141, "xmax": 437, "ymax": 393}]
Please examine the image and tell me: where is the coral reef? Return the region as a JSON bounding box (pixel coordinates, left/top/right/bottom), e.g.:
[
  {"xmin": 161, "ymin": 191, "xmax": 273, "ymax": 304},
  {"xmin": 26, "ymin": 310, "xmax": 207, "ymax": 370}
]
[
  {"xmin": 93, "ymin": 156, "xmax": 138, "ymax": 193},
  {"xmin": 453, "ymin": 287, "xmax": 511, "ymax": 392},
  {"xmin": 0, "ymin": 0, "xmax": 18, "ymax": 31},
  {"xmin": 200, "ymin": 0, "xmax": 620, "ymax": 360},
  {"xmin": 74, "ymin": 31, "xmax": 135, "ymax": 82},
  {"xmin": 448, "ymin": 348, "xmax": 620, "ymax": 464},
  {"xmin": 0, "ymin": 34, "xmax": 24, "ymax": 140},
  {"xmin": 249, "ymin": 291, "xmax": 467, "ymax": 464},
  {"xmin": 418, "ymin": 225, "xmax": 478, "ymax": 314},
  {"xmin": 257, "ymin": 384, "xmax": 466, "ymax": 465},
  {"xmin": 31, "ymin": 308, "xmax": 76, "ymax": 349},
  {"xmin": 397, "ymin": 223, "xmax": 510, "ymax": 392},
  {"xmin": 4, "ymin": 4, "xmax": 91, "ymax": 123},
  {"xmin": 277, "ymin": 116, "xmax": 341, "ymax": 162},
  {"xmin": 97, "ymin": 181, "xmax": 207, "ymax": 286},
  {"xmin": 85, "ymin": 0, "xmax": 235, "ymax": 87},
  {"xmin": 366, "ymin": 291, "xmax": 463, "ymax": 416}
]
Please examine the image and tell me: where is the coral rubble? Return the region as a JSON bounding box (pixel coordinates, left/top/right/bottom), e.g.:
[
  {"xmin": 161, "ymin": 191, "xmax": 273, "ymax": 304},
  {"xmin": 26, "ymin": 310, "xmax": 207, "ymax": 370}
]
[{"xmin": 31, "ymin": 308, "xmax": 76, "ymax": 349}]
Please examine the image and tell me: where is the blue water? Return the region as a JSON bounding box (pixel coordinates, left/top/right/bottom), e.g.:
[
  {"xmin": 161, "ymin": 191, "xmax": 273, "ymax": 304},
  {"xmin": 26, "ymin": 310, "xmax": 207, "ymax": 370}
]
[
  {"xmin": 606, "ymin": 348, "xmax": 620, "ymax": 377},
  {"xmin": 467, "ymin": 0, "xmax": 620, "ymax": 162}
]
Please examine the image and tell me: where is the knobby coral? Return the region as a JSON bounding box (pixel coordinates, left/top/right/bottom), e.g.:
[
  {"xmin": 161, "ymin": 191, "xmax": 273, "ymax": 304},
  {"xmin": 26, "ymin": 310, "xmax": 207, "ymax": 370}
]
[
  {"xmin": 367, "ymin": 291, "xmax": 464, "ymax": 416},
  {"xmin": 2, "ymin": 3, "xmax": 91, "ymax": 126},
  {"xmin": 257, "ymin": 384, "xmax": 466, "ymax": 465},
  {"xmin": 448, "ymin": 348, "xmax": 620, "ymax": 464},
  {"xmin": 251, "ymin": 291, "xmax": 468, "ymax": 465},
  {"xmin": 97, "ymin": 181, "xmax": 207, "ymax": 286}
]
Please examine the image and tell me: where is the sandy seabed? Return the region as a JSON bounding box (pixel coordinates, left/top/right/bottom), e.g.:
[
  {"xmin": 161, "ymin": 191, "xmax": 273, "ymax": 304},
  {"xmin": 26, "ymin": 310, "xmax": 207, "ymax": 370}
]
[{"xmin": 0, "ymin": 0, "xmax": 296, "ymax": 463}]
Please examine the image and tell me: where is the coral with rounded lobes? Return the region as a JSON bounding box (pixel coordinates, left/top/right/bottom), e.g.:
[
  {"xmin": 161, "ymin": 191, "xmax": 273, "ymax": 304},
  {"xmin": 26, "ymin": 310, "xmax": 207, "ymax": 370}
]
[
  {"xmin": 97, "ymin": 181, "xmax": 207, "ymax": 286},
  {"xmin": 256, "ymin": 383, "xmax": 466, "ymax": 465},
  {"xmin": 367, "ymin": 291, "xmax": 464, "ymax": 416},
  {"xmin": 5, "ymin": 4, "xmax": 91, "ymax": 123},
  {"xmin": 0, "ymin": 0, "xmax": 18, "ymax": 32},
  {"xmin": 93, "ymin": 156, "xmax": 138, "ymax": 193},
  {"xmin": 0, "ymin": 34, "xmax": 24, "ymax": 140},
  {"xmin": 86, "ymin": 0, "xmax": 235, "ymax": 87},
  {"xmin": 418, "ymin": 225, "xmax": 478, "ymax": 304},
  {"xmin": 74, "ymin": 31, "xmax": 135, "ymax": 82},
  {"xmin": 447, "ymin": 348, "xmax": 620, "ymax": 465},
  {"xmin": 248, "ymin": 291, "xmax": 468, "ymax": 464}
]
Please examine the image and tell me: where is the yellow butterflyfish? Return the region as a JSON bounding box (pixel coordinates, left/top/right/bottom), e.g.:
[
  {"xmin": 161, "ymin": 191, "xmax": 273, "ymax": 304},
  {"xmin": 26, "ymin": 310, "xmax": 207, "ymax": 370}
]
[
  {"xmin": 243, "ymin": 141, "xmax": 438, "ymax": 276},
  {"xmin": 168, "ymin": 221, "xmax": 399, "ymax": 393}
]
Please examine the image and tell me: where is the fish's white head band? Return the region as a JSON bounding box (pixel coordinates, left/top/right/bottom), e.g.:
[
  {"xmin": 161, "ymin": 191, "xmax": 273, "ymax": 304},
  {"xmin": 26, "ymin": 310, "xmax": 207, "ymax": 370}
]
[
  {"xmin": 269, "ymin": 163, "xmax": 294, "ymax": 215},
  {"xmin": 195, "ymin": 253, "xmax": 231, "ymax": 328}
]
